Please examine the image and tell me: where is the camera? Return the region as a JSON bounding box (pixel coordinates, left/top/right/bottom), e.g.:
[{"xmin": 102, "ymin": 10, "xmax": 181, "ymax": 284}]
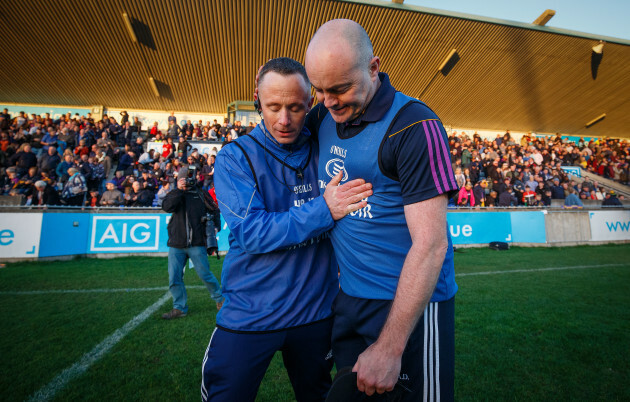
[{"xmin": 186, "ymin": 165, "xmax": 198, "ymax": 187}]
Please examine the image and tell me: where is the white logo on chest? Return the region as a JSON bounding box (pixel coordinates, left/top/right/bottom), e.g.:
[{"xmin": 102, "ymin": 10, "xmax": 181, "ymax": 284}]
[{"xmin": 325, "ymin": 158, "xmax": 348, "ymax": 182}]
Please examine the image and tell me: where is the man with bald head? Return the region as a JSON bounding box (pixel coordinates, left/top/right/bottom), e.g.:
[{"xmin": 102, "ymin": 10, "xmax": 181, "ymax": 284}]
[
  {"xmin": 202, "ymin": 57, "xmax": 372, "ymax": 402},
  {"xmin": 305, "ymin": 19, "xmax": 458, "ymax": 400}
]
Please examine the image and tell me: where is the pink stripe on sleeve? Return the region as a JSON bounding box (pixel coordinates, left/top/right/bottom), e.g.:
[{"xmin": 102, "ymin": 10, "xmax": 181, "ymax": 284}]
[
  {"xmin": 422, "ymin": 120, "xmax": 443, "ymax": 194},
  {"xmin": 427, "ymin": 120, "xmax": 449, "ymax": 192},
  {"xmin": 431, "ymin": 120, "xmax": 458, "ymax": 190}
]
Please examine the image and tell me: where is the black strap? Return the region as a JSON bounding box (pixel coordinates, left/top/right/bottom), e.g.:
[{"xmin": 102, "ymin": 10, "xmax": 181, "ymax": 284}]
[
  {"xmin": 248, "ymin": 135, "xmax": 312, "ymax": 174},
  {"xmin": 230, "ymin": 141, "xmax": 260, "ymax": 190}
]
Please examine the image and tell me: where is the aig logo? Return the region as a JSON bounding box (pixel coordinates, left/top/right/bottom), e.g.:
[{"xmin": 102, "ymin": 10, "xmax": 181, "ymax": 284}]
[
  {"xmin": 325, "ymin": 158, "xmax": 348, "ymax": 182},
  {"xmin": 90, "ymin": 216, "xmax": 160, "ymax": 252}
]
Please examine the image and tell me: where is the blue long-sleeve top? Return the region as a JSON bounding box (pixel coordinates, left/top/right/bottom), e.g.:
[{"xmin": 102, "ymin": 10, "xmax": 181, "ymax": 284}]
[{"xmin": 213, "ymin": 123, "xmax": 338, "ymax": 332}]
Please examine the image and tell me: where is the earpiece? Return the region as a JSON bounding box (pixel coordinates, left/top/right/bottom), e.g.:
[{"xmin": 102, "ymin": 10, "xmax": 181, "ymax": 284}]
[{"xmin": 254, "ymin": 98, "xmax": 262, "ymax": 116}]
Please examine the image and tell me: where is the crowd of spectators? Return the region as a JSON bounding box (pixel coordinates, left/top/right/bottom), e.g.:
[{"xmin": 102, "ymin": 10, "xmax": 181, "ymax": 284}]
[
  {"xmin": 1, "ymin": 107, "xmax": 627, "ymax": 209},
  {"xmin": 447, "ymin": 130, "xmax": 628, "ymax": 208},
  {"xmin": 0, "ymin": 108, "xmax": 248, "ymax": 208}
]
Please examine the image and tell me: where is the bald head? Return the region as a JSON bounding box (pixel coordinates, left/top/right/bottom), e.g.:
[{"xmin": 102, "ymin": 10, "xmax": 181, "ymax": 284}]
[
  {"xmin": 306, "ymin": 19, "xmax": 373, "ymax": 69},
  {"xmin": 305, "ymin": 19, "xmax": 381, "ymax": 123}
]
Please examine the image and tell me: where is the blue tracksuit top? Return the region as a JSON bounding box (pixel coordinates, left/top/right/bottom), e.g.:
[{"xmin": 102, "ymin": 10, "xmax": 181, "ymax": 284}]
[
  {"xmin": 317, "ymin": 92, "xmax": 457, "ymax": 302},
  {"xmin": 214, "ymin": 123, "xmax": 338, "ymax": 332}
]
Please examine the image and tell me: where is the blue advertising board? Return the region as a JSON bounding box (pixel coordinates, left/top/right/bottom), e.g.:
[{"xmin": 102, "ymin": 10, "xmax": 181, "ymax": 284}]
[
  {"xmin": 446, "ymin": 211, "xmax": 546, "ymax": 244},
  {"xmin": 1, "ymin": 209, "xmax": 548, "ymax": 260},
  {"xmin": 447, "ymin": 212, "xmax": 512, "ymax": 244},
  {"xmin": 39, "ymin": 213, "xmax": 90, "ymax": 257},
  {"xmin": 89, "ymin": 214, "xmax": 169, "ymax": 253}
]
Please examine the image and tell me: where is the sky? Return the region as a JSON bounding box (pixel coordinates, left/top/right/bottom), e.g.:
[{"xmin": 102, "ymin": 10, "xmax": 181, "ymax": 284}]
[{"xmin": 404, "ymin": 0, "xmax": 629, "ymax": 41}]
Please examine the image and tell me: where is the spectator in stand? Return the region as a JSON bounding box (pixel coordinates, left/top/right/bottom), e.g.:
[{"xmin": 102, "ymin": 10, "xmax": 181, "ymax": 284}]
[
  {"xmin": 207, "ymin": 124, "xmax": 218, "ymax": 140},
  {"xmin": 177, "ymin": 135, "xmax": 191, "ymax": 160},
  {"xmin": 111, "ymin": 170, "xmax": 126, "ymax": 191},
  {"xmin": 498, "ymin": 186, "xmax": 518, "ymax": 207},
  {"xmin": 550, "ymin": 178, "xmax": 565, "ymax": 199},
  {"xmin": 86, "ymin": 189, "xmax": 101, "ymax": 207},
  {"xmin": 118, "ymin": 150, "xmax": 135, "ymax": 175},
  {"xmin": 454, "ymin": 167, "xmax": 466, "ymax": 189},
  {"xmin": 162, "ymin": 137, "xmax": 174, "ymax": 160},
  {"xmin": 522, "ymin": 185, "xmax": 536, "ymax": 206},
  {"xmin": 218, "ymin": 119, "xmax": 231, "ymax": 140},
  {"xmin": 1, "ymin": 131, "xmax": 11, "ymax": 152},
  {"xmin": 61, "ymin": 167, "xmax": 87, "ymax": 206},
  {"xmin": 14, "ymin": 166, "xmax": 41, "ymax": 194},
  {"xmin": 3, "ymin": 167, "xmax": 19, "ymax": 195},
  {"xmin": 149, "ymin": 121, "xmax": 160, "ymax": 138},
  {"xmin": 603, "ymin": 190, "xmax": 623, "ymax": 206},
  {"xmin": 182, "ymin": 119, "xmax": 193, "ymax": 135},
  {"xmin": 38, "ymin": 145, "xmax": 61, "ymax": 173},
  {"xmin": 156, "ymin": 180, "xmax": 172, "ymax": 207},
  {"xmin": 55, "ymin": 154, "xmax": 75, "ymax": 183},
  {"xmin": 73, "ymin": 139, "xmax": 90, "ymax": 157},
  {"xmin": 108, "ymin": 117, "xmax": 122, "ymax": 145},
  {"xmin": 77, "ymin": 154, "xmax": 92, "ymax": 183},
  {"xmin": 100, "ymin": 180, "xmax": 124, "ymax": 206},
  {"xmin": 120, "ymin": 110, "xmax": 129, "ymax": 126},
  {"xmin": 28, "ymin": 180, "xmax": 60, "ymax": 206},
  {"xmin": 168, "ymin": 111, "xmax": 177, "ymax": 125},
  {"xmin": 121, "ymin": 121, "xmax": 134, "ymax": 146},
  {"xmin": 10, "ymin": 143, "xmax": 37, "ymax": 176},
  {"xmin": 132, "ymin": 136, "xmax": 145, "ymax": 157},
  {"xmin": 457, "ymin": 181, "xmax": 475, "ymax": 206},
  {"xmin": 40, "ymin": 127, "xmax": 59, "ymax": 152},
  {"xmin": 88, "ymin": 156, "xmax": 105, "ymax": 191},
  {"xmin": 168, "ymin": 119, "xmax": 180, "ymax": 138},
  {"xmin": 541, "ymin": 189, "xmax": 552, "ymax": 206},
  {"xmin": 138, "ymin": 170, "xmax": 158, "ymax": 194},
  {"xmin": 563, "ymin": 187, "xmax": 583, "ymax": 208},
  {"xmin": 531, "ymin": 193, "xmax": 545, "ymax": 207},
  {"xmin": 202, "ymin": 155, "xmax": 215, "ymax": 189},
  {"xmin": 125, "ymin": 181, "xmax": 153, "ymax": 207},
  {"xmin": 133, "ymin": 116, "xmax": 142, "ymax": 135},
  {"xmin": 472, "ymin": 179, "xmax": 487, "ymax": 207},
  {"xmin": 245, "ymin": 121, "xmax": 256, "ymax": 135},
  {"xmin": 138, "ymin": 149, "xmax": 156, "ymax": 167},
  {"xmin": 58, "ymin": 128, "xmax": 75, "ymax": 151}
]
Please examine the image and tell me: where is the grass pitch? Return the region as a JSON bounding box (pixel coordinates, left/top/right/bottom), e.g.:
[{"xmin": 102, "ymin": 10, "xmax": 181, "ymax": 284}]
[{"xmin": 1, "ymin": 245, "xmax": 629, "ymax": 401}]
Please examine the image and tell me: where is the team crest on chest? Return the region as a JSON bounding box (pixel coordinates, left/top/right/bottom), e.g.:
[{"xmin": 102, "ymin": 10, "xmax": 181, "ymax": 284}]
[{"xmin": 325, "ymin": 158, "xmax": 348, "ymax": 182}]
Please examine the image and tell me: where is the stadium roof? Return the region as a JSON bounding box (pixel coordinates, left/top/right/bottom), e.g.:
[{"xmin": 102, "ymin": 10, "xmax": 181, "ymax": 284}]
[{"xmin": 1, "ymin": 0, "xmax": 629, "ymax": 138}]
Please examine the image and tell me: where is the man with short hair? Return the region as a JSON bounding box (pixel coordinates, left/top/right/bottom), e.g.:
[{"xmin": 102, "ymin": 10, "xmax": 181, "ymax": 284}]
[
  {"xmin": 602, "ymin": 190, "xmax": 623, "ymax": 206},
  {"xmin": 162, "ymin": 167, "xmax": 224, "ymax": 320},
  {"xmin": 10, "ymin": 143, "xmax": 37, "ymax": 177},
  {"xmin": 38, "ymin": 145, "xmax": 61, "ymax": 173},
  {"xmin": 121, "ymin": 121, "xmax": 134, "ymax": 146},
  {"xmin": 31, "ymin": 180, "xmax": 60, "ymax": 206},
  {"xmin": 168, "ymin": 120, "xmax": 180, "ymax": 139},
  {"xmin": 304, "ymin": 19, "xmax": 458, "ymax": 400},
  {"xmin": 125, "ymin": 181, "xmax": 153, "ymax": 207},
  {"xmin": 100, "ymin": 180, "xmax": 124, "ymax": 206},
  {"xmin": 202, "ymin": 57, "xmax": 372, "ymax": 402}
]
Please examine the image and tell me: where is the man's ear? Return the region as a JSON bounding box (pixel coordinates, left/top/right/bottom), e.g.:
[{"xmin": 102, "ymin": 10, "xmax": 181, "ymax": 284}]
[
  {"xmin": 307, "ymin": 95, "xmax": 314, "ymax": 112},
  {"xmin": 368, "ymin": 56, "xmax": 381, "ymax": 80}
]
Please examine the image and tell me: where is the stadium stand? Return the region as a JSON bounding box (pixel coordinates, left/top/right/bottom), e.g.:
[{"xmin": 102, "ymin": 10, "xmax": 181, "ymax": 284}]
[{"xmin": 1, "ymin": 109, "xmax": 628, "ymax": 208}]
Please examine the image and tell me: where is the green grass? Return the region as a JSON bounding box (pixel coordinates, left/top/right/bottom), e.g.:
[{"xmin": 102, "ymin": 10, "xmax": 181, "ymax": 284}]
[{"xmin": 1, "ymin": 245, "xmax": 629, "ymax": 401}]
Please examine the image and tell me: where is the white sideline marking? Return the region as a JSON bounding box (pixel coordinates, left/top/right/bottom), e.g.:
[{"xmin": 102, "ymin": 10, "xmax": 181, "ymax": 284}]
[
  {"xmin": 0, "ymin": 285, "xmax": 205, "ymax": 296},
  {"xmin": 26, "ymin": 292, "xmax": 171, "ymax": 402},
  {"xmin": 456, "ymin": 263, "xmax": 626, "ymax": 277}
]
